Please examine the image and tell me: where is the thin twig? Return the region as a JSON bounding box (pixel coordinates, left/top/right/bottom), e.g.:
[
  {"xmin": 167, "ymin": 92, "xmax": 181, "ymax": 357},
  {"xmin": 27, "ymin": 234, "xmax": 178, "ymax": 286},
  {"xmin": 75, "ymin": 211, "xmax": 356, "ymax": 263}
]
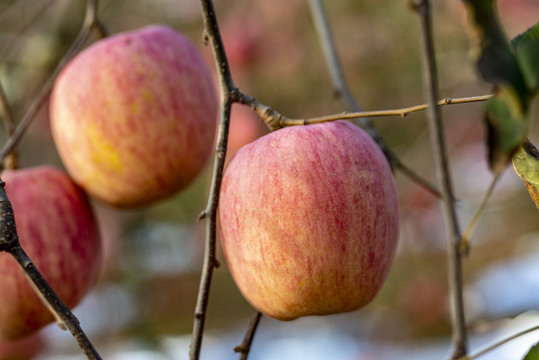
[
  {"xmin": 0, "ymin": 80, "xmax": 18, "ymax": 169},
  {"xmin": 234, "ymin": 312, "xmax": 262, "ymax": 360},
  {"xmin": 190, "ymin": 1, "xmax": 236, "ymax": 359},
  {"xmin": 463, "ymin": 324, "xmax": 539, "ymax": 360},
  {"xmin": 0, "ymin": 0, "xmax": 103, "ymax": 170},
  {"xmin": 280, "ymin": 95, "xmax": 492, "ymax": 126},
  {"xmin": 0, "ymin": 181, "xmax": 101, "ymax": 360},
  {"xmin": 0, "ymin": 0, "xmax": 55, "ymax": 62},
  {"xmin": 307, "ymin": 0, "xmax": 440, "ymax": 197},
  {"xmin": 413, "ymin": 1, "xmax": 468, "ymax": 358},
  {"xmin": 460, "ymin": 171, "xmax": 503, "ymax": 256}
]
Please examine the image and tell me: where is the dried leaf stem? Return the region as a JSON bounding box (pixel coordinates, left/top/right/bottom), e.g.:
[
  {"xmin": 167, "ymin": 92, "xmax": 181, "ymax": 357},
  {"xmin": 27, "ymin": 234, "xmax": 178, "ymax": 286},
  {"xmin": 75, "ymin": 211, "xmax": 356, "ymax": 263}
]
[
  {"xmin": 190, "ymin": 0, "xmax": 236, "ymax": 359},
  {"xmin": 307, "ymin": 0, "xmax": 440, "ymax": 198},
  {"xmin": 234, "ymin": 311, "xmax": 262, "ymax": 360},
  {"xmin": 414, "ymin": 0, "xmax": 468, "ymax": 358},
  {"xmin": 0, "ymin": 0, "xmax": 103, "ymax": 169},
  {"xmin": 0, "ymin": 181, "xmax": 101, "ymax": 360}
]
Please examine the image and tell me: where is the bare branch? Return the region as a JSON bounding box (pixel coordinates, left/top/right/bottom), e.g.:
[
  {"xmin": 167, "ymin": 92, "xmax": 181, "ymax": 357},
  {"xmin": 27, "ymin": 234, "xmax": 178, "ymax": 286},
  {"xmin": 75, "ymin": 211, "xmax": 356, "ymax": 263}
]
[
  {"xmin": 234, "ymin": 312, "xmax": 262, "ymax": 360},
  {"xmin": 307, "ymin": 0, "xmax": 442, "ymax": 197},
  {"xmin": 0, "ymin": 80, "xmax": 18, "ymax": 169},
  {"xmin": 0, "ymin": 0, "xmax": 55, "ymax": 62},
  {"xmin": 190, "ymin": 0, "xmax": 236, "ymax": 359},
  {"xmin": 460, "ymin": 171, "xmax": 503, "ymax": 256},
  {"xmin": 0, "ymin": 0, "xmax": 103, "ymax": 170},
  {"xmin": 463, "ymin": 323, "xmax": 539, "ymax": 360},
  {"xmin": 280, "ymin": 95, "xmax": 491, "ymax": 126},
  {"xmin": 0, "ymin": 180, "xmax": 102, "ymax": 360},
  {"xmin": 413, "ymin": 0, "xmax": 468, "ymax": 358}
]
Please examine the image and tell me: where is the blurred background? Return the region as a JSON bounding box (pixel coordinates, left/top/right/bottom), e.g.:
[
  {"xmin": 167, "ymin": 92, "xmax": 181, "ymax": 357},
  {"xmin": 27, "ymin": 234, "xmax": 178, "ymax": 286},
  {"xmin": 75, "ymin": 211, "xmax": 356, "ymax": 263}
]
[{"xmin": 1, "ymin": 0, "xmax": 539, "ymax": 359}]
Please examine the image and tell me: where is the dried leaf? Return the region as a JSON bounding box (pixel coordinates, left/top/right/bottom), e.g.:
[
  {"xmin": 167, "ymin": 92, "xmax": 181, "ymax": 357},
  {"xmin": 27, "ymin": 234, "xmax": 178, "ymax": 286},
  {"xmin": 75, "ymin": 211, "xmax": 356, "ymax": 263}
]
[{"xmin": 512, "ymin": 139, "xmax": 539, "ymax": 208}]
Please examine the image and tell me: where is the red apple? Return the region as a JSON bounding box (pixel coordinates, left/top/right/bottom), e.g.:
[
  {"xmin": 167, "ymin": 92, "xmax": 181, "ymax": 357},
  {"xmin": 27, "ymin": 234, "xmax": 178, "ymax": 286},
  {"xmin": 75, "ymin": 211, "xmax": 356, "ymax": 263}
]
[
  {"xmin": 0, "ymin": 331, "xmax": 44, "ymax": 360},
  {"xmin": 0, "ymin": 166, "xmax": 102, "ymax": 340},
  {"xmin": 221, "ymin": 13, "xmax": 261, "ymax": 70},
  {"xmin": 50, "ymin": 25, "xmax": 218, "ymax": 208},
  {"xmin": 226, "ymin": 104, "xmax": 267, "ymax": 162},
  {"xmin": 218, "ymin": 121, "xmax": 399, "ymax": 320}
]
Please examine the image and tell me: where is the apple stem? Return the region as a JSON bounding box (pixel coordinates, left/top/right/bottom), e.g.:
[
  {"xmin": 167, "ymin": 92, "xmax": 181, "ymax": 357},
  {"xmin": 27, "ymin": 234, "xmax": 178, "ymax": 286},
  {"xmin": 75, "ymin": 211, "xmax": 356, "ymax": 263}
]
[
  {"xmin": 0, "ymin": 180, "xmax": 102, "ymax": 359},
  {"xmin": 414, "ymin": 1, "xmax": 469, "ymax": 358}
]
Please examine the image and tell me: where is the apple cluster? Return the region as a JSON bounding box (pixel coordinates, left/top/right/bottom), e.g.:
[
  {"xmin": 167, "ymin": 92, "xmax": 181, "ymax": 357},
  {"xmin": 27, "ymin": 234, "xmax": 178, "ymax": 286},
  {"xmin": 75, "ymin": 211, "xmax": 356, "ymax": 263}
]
[
  {"xmin": 0, "ymin": 25, "xmax": 218, "ymax": 342},
  {"xmin": 0, "ymin": 21, "xmax": 400, "ymax": 351}
]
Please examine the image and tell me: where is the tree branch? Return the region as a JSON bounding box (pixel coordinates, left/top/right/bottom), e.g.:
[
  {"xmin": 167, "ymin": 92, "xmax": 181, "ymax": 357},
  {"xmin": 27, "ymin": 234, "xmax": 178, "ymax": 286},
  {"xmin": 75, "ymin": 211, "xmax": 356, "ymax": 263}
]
[
  {"xmin": 234, "ymin": 312, "xmax": 262, "ymax": 360},
  {"xmin": 0, "ymin": 180, "xmax": 102, "ymax": 360},
  {"xmin": 0, "ymin": 0, "xmax": 103, "ymax": 169},
  {"xmin": 0, "ymin": 80, "xmax": 18, "ymax": 169},
  {"xmin": 307, "ymin": 0, "xmax": 441, "ymax": 197},
  {"xmin": 460, "ymin": 171, "xmax": 503, "ymax": 256},
  {"xmin": 413, "ymin": 1, "xmax": 468, "ymax": 358},
  {"xmin": 190, "ymin": 1, "xmax": 237, "ymax": 359},
  {"xmin": 463, "ymin": 323, "xmax": 539, "ymax": 360},
  {"xmin": 279, "ymin": 95, "xmax": 491, "ymax": 127}
]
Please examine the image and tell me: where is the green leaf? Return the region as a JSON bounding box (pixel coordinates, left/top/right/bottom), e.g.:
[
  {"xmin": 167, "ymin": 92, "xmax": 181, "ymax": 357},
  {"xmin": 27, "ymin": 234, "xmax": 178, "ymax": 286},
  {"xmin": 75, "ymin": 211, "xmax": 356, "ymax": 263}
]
[
  {"xmin": 485, "ymin": 88, "xmax": 529, "ymax": 173},
  {"xmin": 523, "ymin": 342, "xmax": 539, "ymax": 360},
  {"xmin": 512, "ymin": 21, "xmax": 539, "ymax": 48},
  {"xmin": 462, "ymin": 0, "xmax": 532, "ymax": 171},
  {"xmin": 512, "ymin": 139, "xmax": 539, "ymax": 208},
  {"xmin": 464, "ymin": 0, "xmax": 527, "ymax": 96},
  {"xmin": 512, "ymin": 21, "xmax": 539, "ymax": 92}
]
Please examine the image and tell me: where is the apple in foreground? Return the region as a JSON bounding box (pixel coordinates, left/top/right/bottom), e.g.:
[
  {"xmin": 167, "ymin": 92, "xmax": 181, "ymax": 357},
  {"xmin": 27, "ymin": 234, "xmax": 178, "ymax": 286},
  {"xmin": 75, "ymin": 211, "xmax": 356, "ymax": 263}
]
[
  {"xmin": 0, "ymin": 331, "xmax": 44, "ymax": 360},
  {"xmin": 50, "ymin": 25, "xmax": 218, "ymax": 208},
  {"xmin": 218, "ymin": 121, "xmax": 399, "ymax": 320},
  {"xmin": 0, "ymin": 166, "xmax": 102, "ymax": 339}
]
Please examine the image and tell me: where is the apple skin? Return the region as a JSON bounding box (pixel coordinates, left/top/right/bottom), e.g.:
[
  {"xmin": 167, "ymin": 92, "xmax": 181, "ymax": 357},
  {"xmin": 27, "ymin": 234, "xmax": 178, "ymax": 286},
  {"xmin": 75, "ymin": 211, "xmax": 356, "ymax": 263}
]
[
  {"xmin": 0, "ymin": 331, "xmax": 44, "ymax": 360},
  {"xmin": 218, "ymin": 121, "xmax": 399, "ymax": 320},
  {"xmin": 0, "ymin": 166, "xmax": 102, "ymax": 340},
  {"xmin": 50, "ymin": 25, "xmax": 218, "ymax": 208}
]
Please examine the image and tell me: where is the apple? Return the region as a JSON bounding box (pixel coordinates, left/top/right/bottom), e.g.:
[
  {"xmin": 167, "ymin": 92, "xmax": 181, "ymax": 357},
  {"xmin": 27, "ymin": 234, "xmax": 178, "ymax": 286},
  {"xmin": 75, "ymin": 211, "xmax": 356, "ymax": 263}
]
[
  {"xmin": 226, "ymin": 104, "xmax": 267, "ymax": 162},
  {"xmin": 0, "ymin": 331, "xmax": 44, "ymax": 360},
  {"xmin": 0, "ymin": 166, "xmax": 102, "ymax": 340},
  {"xmin": 50, "ymin": 25, "xmax": 218, "ymax": 208},
  {"xmin": 221, "ymin": 13, "xmax": 261, "ymax": 70},
  {"xmin": 218, "ymin": 120, "xmax": 399, "ymax": 320}
]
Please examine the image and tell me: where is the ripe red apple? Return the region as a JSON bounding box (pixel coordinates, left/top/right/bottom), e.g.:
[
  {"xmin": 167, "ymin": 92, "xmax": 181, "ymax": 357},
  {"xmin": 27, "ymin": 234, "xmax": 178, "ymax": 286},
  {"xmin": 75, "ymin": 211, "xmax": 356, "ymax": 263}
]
[
  {"xmin": 0, "ymin": 166, "xmax": 102, "ymax": 340},
  {"xmin": 0, "ymin": 331, "xmax": 44, "ymax": 360},
  {"xmin": 218, "ymin": 121, "xmax": 399, "ymax": 320},
  {"xmin": 50, "ymin": 25, "xmax": 218, "ymax": 208}
]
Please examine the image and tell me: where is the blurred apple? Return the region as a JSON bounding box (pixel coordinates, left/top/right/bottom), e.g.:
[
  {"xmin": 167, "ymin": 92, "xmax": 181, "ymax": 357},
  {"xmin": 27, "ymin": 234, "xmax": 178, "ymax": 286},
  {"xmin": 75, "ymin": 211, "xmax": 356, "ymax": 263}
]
[
  {"xmin": 219, "ymin": 121, "xmax": 399, "ymax": 320},
  {"xmin": 0, "ymin": 331, "xmax": 44, "ymax": 360},
  {"xmin": 50, "ymin": 25, "xmax": 218, "ymax": 208},
  {"xmin": 226, "ymin": 104, "xmax": 267, "ymax": 162},
  {"xmin": 221, "ymin": 12, "xmax": 261, "ymax": 70},
  {"xmin": 0, "ymin": 166, "xmax": 102, "ymax": 339}
]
